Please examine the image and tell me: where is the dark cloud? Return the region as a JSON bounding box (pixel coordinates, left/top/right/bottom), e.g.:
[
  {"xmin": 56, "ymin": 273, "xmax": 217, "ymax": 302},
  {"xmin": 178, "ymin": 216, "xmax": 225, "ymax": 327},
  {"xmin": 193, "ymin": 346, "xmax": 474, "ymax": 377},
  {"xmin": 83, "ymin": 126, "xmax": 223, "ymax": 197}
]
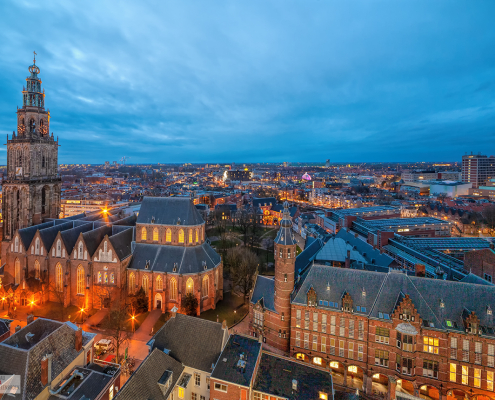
[{"xmin": 0, "ymin": 0, "xmax": 494, "ymax": 163}]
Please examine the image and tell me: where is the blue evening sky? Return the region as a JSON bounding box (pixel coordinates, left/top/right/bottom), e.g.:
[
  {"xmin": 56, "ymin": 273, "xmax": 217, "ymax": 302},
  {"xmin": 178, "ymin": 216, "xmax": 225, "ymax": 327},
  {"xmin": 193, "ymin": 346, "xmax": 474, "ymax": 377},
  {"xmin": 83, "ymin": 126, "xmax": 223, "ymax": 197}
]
[{"xmin": 0, "ymin": 0, "xmax": 494, "ymax": 164}]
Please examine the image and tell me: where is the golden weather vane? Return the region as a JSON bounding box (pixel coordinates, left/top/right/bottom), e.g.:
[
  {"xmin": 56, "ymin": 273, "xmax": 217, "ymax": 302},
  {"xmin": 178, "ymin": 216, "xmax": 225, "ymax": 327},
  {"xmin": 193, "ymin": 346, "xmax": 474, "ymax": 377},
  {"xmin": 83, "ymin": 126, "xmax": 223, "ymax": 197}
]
[{"xmin": 33, "ymin": 51, "xmax": 37, "ymax": 64}]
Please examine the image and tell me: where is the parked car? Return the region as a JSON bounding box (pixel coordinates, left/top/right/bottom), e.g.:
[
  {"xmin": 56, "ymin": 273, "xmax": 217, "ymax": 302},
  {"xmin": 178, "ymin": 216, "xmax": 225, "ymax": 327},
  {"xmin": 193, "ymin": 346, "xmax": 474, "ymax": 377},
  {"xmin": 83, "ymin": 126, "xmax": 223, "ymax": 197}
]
[{"xmin": 95, "ymin": 339, "xmax": 114, "ymax": 354}]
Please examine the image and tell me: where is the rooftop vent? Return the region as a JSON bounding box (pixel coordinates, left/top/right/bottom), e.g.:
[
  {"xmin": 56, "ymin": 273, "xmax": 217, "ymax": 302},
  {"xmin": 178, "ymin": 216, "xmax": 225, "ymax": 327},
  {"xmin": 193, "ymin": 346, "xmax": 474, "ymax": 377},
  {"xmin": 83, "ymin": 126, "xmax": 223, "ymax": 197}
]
[
  {"xmin": 440, "ymin": 299, "xmax": 445, "ymax": 309},
  {"xmin": 488, "ymin": 305, "xmax": 493, "ymax": 316},
  {"xmin": 292, "ymin": 379, "xmax": 298, "ymax": 391},
  {"xmin": 151, "ymin": 216, "xmax": 155, "ymax": 224},
  {"xmin": 25, "ymin": 332, "xmax": 35, "ymax": 343},
  {"xmin": 327, "ymin": 282, "xmax": 330, "ymax": 291}
]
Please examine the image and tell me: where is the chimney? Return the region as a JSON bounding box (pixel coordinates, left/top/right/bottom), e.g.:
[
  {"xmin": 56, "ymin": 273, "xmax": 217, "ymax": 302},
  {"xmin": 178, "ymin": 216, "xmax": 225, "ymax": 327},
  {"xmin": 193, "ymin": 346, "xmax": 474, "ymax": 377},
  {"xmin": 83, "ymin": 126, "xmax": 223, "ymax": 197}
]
[
  {"xmin": 41, "ymin": 356, "xmax": 48, "ymax": 386},
  {"xmin": 415, "ymin": 264, "xmax": 426, "ymax": 277},
  {"xmin": 41, "ymin": 354, "xmax": 53, "ymax": 386},
  {"xmin": 15, "ymin": 325, "xmax": 21, "ymax": 333},
  {"xmin": 354, "ymin": 232, "xmax": 358, "ymax": 239},
  {"xmin": 222, "ymin": 320, "xmax": 227, "ymax": 330},
  {"xmin": 75, "ymin": 327, "xmax": 83, "ymax": 352},
  {"xmin": 345, "ymin": 249, "xmax": 351, "ymax": 269},
  {"xmin": 171, "ymin": 305, "xmax": 178, "ymax": 318},
  {"xmin": 27, "ymin": 314, "xmax": 34, "ymax": 325}
]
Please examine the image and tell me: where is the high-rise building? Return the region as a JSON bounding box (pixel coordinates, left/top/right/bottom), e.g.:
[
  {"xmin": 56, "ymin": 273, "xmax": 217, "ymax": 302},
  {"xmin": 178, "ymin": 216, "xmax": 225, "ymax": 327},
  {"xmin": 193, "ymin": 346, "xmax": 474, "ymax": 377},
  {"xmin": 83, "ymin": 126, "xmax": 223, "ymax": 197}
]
[
  {"xmin": 325, "ymin": 159, "xmax": 330, "ymax": 168},
  {"xmin": 462, "ymin": 152, "xmax": 495, "ymax": 188},
  {"xmin": 2, "ymin": 56, "xmax": 61, "ymax": 240}
]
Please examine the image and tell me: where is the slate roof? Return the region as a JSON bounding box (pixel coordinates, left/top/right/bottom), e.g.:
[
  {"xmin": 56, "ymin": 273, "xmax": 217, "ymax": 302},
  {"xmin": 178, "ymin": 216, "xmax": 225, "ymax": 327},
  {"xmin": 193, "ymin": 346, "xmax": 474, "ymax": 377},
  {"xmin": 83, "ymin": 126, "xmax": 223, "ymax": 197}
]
[
  {"xmin": 211, "ymin": 334, "xmax": 262, "ymax": 387},
  {"xmin": 0, "ymin": 318, "xmax": 11, "ymax": 337},
  {"xmin": 128, "ymin": 242, "xmax": 221, "ymax": 274},
  {"xmin": 0, "ymin": 318, "xmax": 92, "ymax": 400},
  {"xmin": 460, "ymin": 273, "xmax": 494, "ymax": 286},
  {"xmin": 147, "ymin": 313, "xmax": 228, "ymax": 372},
  {"xmin": 115, "ymin": 348, "xmax": 184, "ymax": 400},
  {"xmin": 295, "ymin": 238, "xmax": 323, "ymax": 275},
  {"xmin": 293, "ymin": 265, "xmax": 495, "ymax": 335},
  {"xmin": 253, "ymin": 353, "xmax": 333, "ymax": 400},
  {"xmin": 275, "ymin": 202, "xmax": 297, "ymax": 246},
  {"xmin": 251, "ymin": 276, "xmax": 276, "ymax": 313},
  {"xmin": 18, "ymin": 221, "xmax": 54, "ymax": 249},
  {"xmin": 253, "ymin": 197, "xmax": 277, "ymax": 208},
  {"xmin": 60, "ymin": 222, "xmax": 94, "ymax": 254},
  {"xmin": 38, "ymin": 221, "xmax": 74, "ymax": 251},
  {"xmin": 109, "ymin": 227, "xmax": 134, "ymax": 260},
  {"xmin": 82, "ymin": 225, "xmax": 113, "ymax": 257},
  {"xmin": 137, "ymin": 197, "xmax": 204, "ymax": 226}
]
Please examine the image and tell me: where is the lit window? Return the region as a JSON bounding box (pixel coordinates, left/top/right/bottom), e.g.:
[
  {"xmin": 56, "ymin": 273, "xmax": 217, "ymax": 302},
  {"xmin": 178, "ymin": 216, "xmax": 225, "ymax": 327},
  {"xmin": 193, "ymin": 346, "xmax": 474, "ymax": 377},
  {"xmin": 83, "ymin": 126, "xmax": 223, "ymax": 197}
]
[
  {"xmin": 423, "ymin": 336, "xmax": 439, "ymax": 354},
  {"xmin": 320, "ymin": 393, "xmax": 328, "ymax": 400},
  {"xmin": 179, "ymin": 229, "xmax": 184, "ymax": 243},
  {"xmin": 189, "ymin": 229, "xmax": 193, "ymax": 243},
  {"xmin": 166, "ymin": 228, "xmax": 172, "ymax": 242},
  {"xmin": 98, "ymin": 272, "xmax": 102, "ymax": 283},
  {"xmin": 156, "ymin": 275, "xmax": 163, "ymax": 291},
  {"xmin": 170, "ymin": 278, "xmax": 177, "ymax": 300},
  {"xmin": 77, "ymin": 265, "xmax": 84, "ymax": 294},
  {"xmin": 450, "ymin": 363, "xmax": 457, "ymax": 382},
  {"xmin": 153, "ymin": 227, "xmax": 159, "ymax": 241},
  {"xmin": 110, "ymin": 273, "xmax": 115, "ymax": 284},
  {"xmin": 462, "ymin": 365, "xmax": 468, "ymax": 385},
  {"xmin": 141, "ymin": 227, "xmax": 147, "ymax": 241},
  {"xmin": 186, "ymin": 277, "xmax": 194, "ymax": 295},
  {"xmin": 474, "ymin": 368, "xmax": 481, "ymax": 388}
]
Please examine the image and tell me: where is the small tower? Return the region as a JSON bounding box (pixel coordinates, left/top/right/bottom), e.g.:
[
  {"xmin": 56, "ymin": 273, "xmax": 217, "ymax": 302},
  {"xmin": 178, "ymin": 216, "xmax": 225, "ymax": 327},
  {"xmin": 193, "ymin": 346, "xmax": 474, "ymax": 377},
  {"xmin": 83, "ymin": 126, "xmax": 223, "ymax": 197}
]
[{"xmin": 273, "ymin": 201, "xmax": 297, "ymax": 352}]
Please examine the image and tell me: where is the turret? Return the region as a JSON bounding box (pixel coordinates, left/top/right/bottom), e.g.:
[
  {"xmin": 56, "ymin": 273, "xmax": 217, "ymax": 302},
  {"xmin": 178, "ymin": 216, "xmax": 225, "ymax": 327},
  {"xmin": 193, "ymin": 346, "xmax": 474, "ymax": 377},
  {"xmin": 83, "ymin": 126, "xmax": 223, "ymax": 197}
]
[{"xmin": 273, "ymin": 201, "xmax": 296, "ymax": 352}]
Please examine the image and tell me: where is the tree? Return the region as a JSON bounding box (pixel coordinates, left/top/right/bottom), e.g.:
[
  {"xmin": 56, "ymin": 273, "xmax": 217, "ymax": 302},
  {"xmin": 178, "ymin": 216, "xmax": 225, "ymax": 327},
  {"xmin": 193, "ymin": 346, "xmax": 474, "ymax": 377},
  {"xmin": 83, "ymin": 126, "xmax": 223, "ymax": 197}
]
[
  {"xmin": 47, "ymin": 281, "xmax": 67, "ymax": 321},
  {"xmin": 249, "ymin": 207, "xmax": 262, "ymax": 251},
  {"xmin": 130, "ymin": 287, "xmax": 148, "ymax": 313},
  {"xmin": 226, "ymin": 247, "xmax": 258, "ymax": 303},
  {"xmin": 237, "ymin": 210, "xmax": 251, "ymax": 246},
  {"xmin": 483, "ymin": 205, "xmax": 495, "ymax": 234},
  {"xmin": 102, "ymin": 293, "xmax": 132, "ymax": 365},
  {"xmin": 182, "ymin": 293, "xmax": 198, "ymax": 316}
]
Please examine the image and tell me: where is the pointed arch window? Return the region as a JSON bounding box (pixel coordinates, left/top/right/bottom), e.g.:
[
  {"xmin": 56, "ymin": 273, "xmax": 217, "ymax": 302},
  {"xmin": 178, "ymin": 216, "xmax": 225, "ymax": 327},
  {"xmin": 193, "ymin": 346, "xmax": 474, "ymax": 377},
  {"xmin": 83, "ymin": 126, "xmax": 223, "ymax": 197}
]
[
  {"xmin": 156, "ymin": 275, "xmax": 163, "ymax": 291},
  {"xmin": 170, "ymin": 278, "xmax": 177, "ymax": 301},
  {"xmin": 56, "ymin": 239, "xmax": 61, "ymax": 257},
  {"xmin": 195, "ymin": 229, "xmax": 199, "ymax": 243},
  {"xmin": 55, "ymin": 263, "xmax": 63, "ymax": 292},
  {"xmin": 15, "ymin": 258, "xmax": 21, "ymax": 285},
  {"xmin": 153, "ymin": 227, "xmax": 159, "ymax": 242},
  {"xmin": 202, "ymin": 275, "xmax": 209, "ymax": 298},
  {"xmin": 77, "ymin": 265, "xmax": 84, "ymax": 295},
  {"xmin": 35, "ymin": 238, "xmax": 40, "ymax": 255},
  {"xmin": 78, "ymin": 242, "xmax": 84, "ymax": 259},
  {"xmin": 110, "ymin": 273, "xmax": 115, "ymax": 284},
  {"xmin": 178, "ymin": 229, "xmax": 184, "ymax": 244},
  {"xmin": 14, "ymin": 237, "xmax": 19, "ymax": 253},
  {"xmin": 104, "ymin": 272, "xmax": 108, "ymax": 284},
  {"xmin": 97, "ymin": 272, "xmax": 102, "ymax": 283},
  {"xmin": 143, "ymin": 275, "xmax": 149, "ymax": 293},
  {"xmin": 166, "ymin": 228, "xmax": 172, "ymax": 242},
  {"xmin": 141, "ymin": 226, "xmax": 147, "ymax": 241},
  {"xmin": 287, "ymin": 249, "xmax": 291, "ymax": 259},
  {"xmin": 129, "ymin": 273, "xmax": 135, "ymax": 293},
  {"xmin": 279, "ymin": 249, "xmax": 283, "ymax": 258},
  {"xmin": 186, "ymin": 277, "xmax": 194, "ymax": 295},
  {"xmin": 34, "ymin": 260, "xmax": 40, "ymax": 279},
  {"xmin": 189, "ymin": 229, "xmax": 193, "ymax": 244}
]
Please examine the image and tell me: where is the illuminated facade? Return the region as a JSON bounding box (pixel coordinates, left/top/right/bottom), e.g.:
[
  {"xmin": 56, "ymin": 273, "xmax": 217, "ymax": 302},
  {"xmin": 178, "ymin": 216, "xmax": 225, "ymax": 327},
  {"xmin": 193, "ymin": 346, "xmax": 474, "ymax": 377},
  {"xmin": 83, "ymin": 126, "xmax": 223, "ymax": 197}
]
[{"xmin": 2, "ymin": 55, "xmax": 61, "ymax": 241}]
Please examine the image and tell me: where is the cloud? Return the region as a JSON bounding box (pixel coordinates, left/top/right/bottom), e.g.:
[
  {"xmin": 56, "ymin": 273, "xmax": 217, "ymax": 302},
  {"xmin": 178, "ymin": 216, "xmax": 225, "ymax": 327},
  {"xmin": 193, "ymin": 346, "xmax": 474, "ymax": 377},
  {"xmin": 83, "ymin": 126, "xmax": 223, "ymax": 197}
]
[{"xmin": 0, "ymin": 0, "xmax": 494, "ymax": 163}]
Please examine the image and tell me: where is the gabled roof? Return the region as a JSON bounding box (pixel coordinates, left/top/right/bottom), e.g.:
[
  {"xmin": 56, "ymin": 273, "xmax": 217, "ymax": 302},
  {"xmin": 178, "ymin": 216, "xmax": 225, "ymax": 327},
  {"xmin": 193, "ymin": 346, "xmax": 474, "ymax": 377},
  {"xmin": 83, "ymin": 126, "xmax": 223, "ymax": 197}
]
[
  {"xmin": 128, "ymin": 241, "xmax": 221, "ymax": 274},
  {"xmin": 109, "ymin": 228, "xmax": 134, "ymax": 260},
  {"xmin": 148, "ymin": 313, "xmax": 227, "ymax": 372},
  {"xmin": 137, "ymin": 197, "xmax": 204, "ymax": 226},
  {"xmin": 251, "ymin": 276, "xmax": 276, "ymax": 313},
  {"xmin": 253, "ymin": 197, "xmax": 277, "ymax": 208},
  {"xmin": 38, "ymin": 222, "xmax": 74, "ymax": 251},
  {"xmin": 82, "ymin": 225, "xmax": 113, "ymax": 257},
  {"xmin": 60, "ymin": 223, "xmax": 94, "ymax": 255},
  {"xmin": 211, "ymin": 334, "xmax": 262, "ymax": 387},
  {"xmin": 18, "ymin": 221, "xmax": 54, "ymax": 249},
  {"xmin": 295, "ymin": 238, "xmax": 323, "ymax": 275},
  {"xmin": 114, "ymin": 348, "xmax": 184, "ymax": 400}
]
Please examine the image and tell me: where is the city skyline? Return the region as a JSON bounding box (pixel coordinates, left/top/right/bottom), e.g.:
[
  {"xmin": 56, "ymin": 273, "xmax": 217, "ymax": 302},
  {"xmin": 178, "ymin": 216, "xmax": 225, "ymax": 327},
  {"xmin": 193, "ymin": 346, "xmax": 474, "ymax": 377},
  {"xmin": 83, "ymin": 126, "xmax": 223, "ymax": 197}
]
[{"xmin": 1, "ymin": 1, "xmax": 494, "ymax": 164}]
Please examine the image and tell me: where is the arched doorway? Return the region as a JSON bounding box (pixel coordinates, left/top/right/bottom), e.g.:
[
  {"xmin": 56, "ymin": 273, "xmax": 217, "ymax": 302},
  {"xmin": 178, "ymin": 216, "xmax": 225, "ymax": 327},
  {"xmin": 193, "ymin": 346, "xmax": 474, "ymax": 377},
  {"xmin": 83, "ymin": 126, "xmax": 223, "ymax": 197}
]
[
  {"xmin": 346, "ymin": 365, "xmax": 364, "ymax": 390},
  {"xmin": 155, "ymin": 293, "xmax": 162, "ymax": 310},
  {"xmin": 328, "ymin": 361, "xmax": 346, "ymax": 386},
  {"xmin": 418, "ymin": 385, "xmax": 440, "ymax": 400},
  {"xmin": 397, "ymin": 379, "xmax": 416, "ymax": 397},
  {"xmin": 447, "ymin": 389, "xmax": 469, "ymax": 400},
  {"xmin": 371, "ymin": 373, "xmax": 389, "ymax": 397}
]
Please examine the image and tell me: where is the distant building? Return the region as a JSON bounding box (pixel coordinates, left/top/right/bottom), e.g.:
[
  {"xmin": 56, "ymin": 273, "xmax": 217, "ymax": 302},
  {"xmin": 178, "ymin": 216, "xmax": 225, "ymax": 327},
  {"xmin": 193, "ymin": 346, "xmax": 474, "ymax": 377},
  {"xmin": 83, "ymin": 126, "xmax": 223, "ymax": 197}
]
[
  {"xmin": 462, "ymin": 153, "xmax": 495, "ymax": 188},
  {"xmin": 223, "ymin": 169, "xmax": 252, "ymax": 182}
]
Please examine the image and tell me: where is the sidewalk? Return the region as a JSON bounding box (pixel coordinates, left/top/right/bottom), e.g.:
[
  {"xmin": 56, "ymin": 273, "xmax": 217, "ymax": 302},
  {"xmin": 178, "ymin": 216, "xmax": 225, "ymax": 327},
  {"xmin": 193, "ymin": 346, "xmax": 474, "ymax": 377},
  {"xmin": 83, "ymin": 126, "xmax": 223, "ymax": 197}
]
[
  {"xmin": 132, "ymin": 309, "xmax": 162, "ymax": 342},
  {"xmin": 82, "ymin": 309, "xmax": 109, "ymax": 331}
]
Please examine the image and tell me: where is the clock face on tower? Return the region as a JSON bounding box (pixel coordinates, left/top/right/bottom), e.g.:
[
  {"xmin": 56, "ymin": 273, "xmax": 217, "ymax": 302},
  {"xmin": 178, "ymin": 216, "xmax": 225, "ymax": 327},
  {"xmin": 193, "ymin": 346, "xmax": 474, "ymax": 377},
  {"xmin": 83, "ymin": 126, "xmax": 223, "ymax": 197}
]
[{"xmin": 16, "ymin": 167, "xmax": 23, "ymax": 176}]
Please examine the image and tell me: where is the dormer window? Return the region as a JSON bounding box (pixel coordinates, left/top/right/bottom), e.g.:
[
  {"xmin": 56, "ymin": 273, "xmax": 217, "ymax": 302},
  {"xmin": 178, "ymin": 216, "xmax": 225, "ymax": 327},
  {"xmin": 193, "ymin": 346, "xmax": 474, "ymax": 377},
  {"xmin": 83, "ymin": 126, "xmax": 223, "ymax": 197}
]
[
  {"xmin": 488, "ymin": 306, "xmax": 493, "ymax": 316},
  {"xmin": 440, "ymin": 299, "xmax": 445, "ymax": 309},
  {"xmin": 344, "ymin": 302, "xmax": 352, "ymax": 313},
  {"xmin": 362, "ymin": 288, "xmax": 366, "ymax": 297},
  {"xmin": 326, "ymin": 283, "xmax": 330, "ymax": 291},
  {"xmin": 468, "ymin": 323, "xmax": 478, "ymax": 335}
]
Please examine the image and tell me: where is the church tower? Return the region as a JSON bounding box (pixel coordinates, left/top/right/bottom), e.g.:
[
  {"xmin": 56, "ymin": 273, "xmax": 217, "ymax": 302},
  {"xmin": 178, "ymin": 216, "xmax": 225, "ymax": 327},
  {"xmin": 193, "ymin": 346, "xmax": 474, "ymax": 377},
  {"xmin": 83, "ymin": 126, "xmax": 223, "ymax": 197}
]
[
  {"xmin": 2, "ymin": 54, "xmax": 61, "ymax": 240},
  {"xmin": 273, "ymin": 201, "xmax": 297, "ymax": 352}
]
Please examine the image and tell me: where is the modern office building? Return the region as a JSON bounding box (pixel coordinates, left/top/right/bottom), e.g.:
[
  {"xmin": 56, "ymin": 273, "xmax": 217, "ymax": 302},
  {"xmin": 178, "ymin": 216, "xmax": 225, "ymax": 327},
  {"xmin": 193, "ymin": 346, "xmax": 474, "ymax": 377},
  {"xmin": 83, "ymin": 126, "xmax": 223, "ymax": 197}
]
[{"xmin": 462, "ymin": 153, "xmax": 495, "ymax": 188}]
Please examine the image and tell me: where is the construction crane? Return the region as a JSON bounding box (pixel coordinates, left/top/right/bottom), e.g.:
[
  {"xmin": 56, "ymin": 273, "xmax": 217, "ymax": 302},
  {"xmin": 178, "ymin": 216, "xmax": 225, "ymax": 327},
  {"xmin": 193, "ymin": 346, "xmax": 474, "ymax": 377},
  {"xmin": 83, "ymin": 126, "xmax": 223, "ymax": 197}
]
[{"xmin": 120, "ymin": 156, "xmax": 129, "ymax": 165}]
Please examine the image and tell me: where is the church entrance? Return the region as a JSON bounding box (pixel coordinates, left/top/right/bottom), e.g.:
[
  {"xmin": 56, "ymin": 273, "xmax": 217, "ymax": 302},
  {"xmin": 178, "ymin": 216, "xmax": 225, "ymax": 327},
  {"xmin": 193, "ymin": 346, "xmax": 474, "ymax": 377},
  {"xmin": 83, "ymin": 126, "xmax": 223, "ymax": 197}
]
[
  {"xmin": 155, "ymin": 293, "xmax": 162, "ymax": 310},
  {"xmin": 103, "ymin": 297, "xmax": 111, "ymax": 308}
]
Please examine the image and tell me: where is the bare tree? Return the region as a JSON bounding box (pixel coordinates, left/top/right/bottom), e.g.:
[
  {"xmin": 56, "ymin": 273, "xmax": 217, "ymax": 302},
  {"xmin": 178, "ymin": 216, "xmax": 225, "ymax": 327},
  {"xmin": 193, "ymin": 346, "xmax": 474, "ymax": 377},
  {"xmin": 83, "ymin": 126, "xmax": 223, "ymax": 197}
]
[
  {"xmin": 226, "ymin": 247, "xmax": 258, "ymax": 303},
  {"xmin": 483, "ymin": 205, "xmax": 495, "ymax": 234},
  {"xmin": 237, "ymin": 210, "xmax": 251, "ymax": 246},
  {"xmin": 47, "ymin": 281, "xmax": 67, "ymax": 321},
  {"xmin": 102, "ymin": 289, "xmax": 132, "ymax": 364}
]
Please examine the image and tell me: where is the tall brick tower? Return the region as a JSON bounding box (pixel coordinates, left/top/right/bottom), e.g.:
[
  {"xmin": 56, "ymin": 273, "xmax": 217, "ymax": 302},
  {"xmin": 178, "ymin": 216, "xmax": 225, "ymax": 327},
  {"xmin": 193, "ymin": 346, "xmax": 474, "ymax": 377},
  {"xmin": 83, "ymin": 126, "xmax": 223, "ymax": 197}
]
[
  {"xmin": 273, "ymin": 201, "xmax": 297, "ymax": 352},
  {"xmin": 2, "ymin": 54, "xmax": 61, "ymax": 241}
]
